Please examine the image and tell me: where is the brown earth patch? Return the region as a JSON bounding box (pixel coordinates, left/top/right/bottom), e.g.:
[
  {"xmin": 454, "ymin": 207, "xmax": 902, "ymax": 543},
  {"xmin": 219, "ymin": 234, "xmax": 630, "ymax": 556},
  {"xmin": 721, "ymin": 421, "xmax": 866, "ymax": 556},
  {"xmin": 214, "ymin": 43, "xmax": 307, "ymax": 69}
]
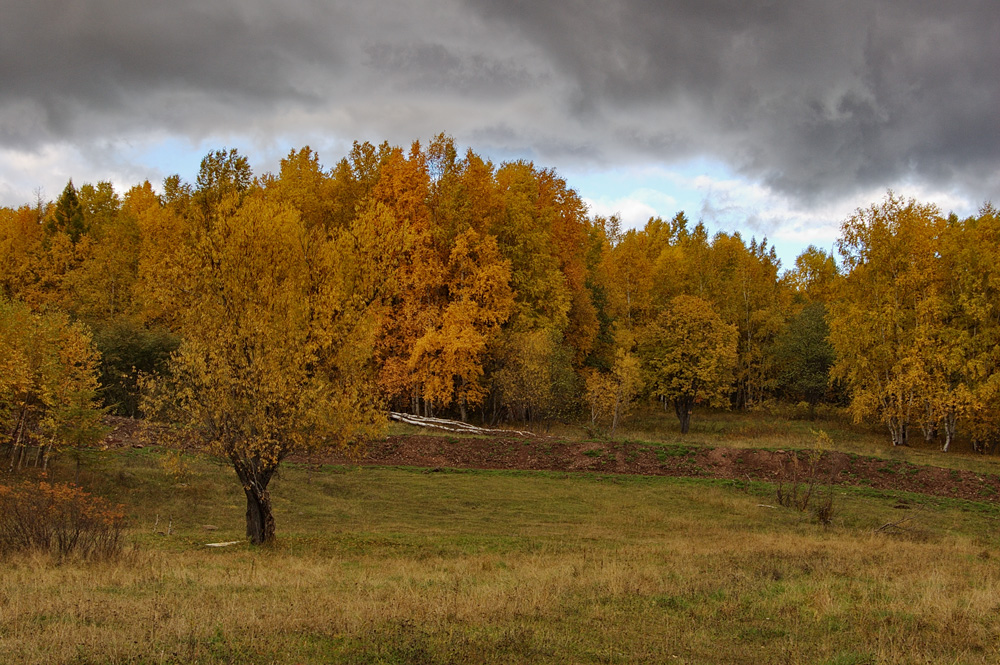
[
  {"xmin": 101, "ymin": 418, "xmax": 1000, "ymax": 505},
  {"xmin": 317, "ymin": 434, "xmax": 1000, "ymax": 505}
]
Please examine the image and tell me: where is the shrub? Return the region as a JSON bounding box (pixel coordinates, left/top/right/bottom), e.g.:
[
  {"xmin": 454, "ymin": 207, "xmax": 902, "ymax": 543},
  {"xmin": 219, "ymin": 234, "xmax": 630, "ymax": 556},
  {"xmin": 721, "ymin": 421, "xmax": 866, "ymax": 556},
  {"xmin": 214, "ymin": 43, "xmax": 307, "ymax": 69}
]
[
  {"xmin": 0, "ymin": 479, "xmax": 127, "ymax": 560},
  {"xmin": 775, "ymin": 431, "xmax": 841, "ymax": 525}
]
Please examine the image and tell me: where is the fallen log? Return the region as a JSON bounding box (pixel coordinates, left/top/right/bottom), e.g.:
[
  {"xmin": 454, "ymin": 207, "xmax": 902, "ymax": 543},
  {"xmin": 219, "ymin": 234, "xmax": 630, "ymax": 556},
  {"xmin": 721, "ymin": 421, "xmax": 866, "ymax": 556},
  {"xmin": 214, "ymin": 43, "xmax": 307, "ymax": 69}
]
[{"xmin": 389, "ymin": 412, "xmax": 535, "ymax": 437}]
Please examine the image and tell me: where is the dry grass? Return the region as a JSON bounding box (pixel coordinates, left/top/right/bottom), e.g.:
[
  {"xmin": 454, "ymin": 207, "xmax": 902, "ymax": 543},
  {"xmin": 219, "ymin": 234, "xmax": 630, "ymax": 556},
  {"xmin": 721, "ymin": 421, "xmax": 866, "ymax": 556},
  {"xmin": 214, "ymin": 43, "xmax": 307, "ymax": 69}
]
[{"xmin": 1, "ymin": 449, "xmax": 999, "ymax": 664}]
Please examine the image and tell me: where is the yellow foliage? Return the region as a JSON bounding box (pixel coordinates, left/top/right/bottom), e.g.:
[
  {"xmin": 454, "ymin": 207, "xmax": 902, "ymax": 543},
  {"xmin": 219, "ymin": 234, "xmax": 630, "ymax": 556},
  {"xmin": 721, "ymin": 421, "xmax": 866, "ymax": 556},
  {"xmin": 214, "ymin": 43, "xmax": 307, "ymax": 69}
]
[
  {"xmin": 139, "ymin": 188, "xmax": 387, "ymax": 543},
  {"xmin": 640, "ymin": 295, "xmax": 737, "ymax": 433},
  {"xmin": 407, "ymin": 229, "xmax": 514, "ymax": 415},
  {"xmin": 584, "ymin": 348, "xmax": 643, "ymax": 434},
  {"xmin": 0, "ymin": 299, "xmax": 105, "ymax": 465},
  {"xmin": 829, "ymin": 193, "xmax": 944, "ymax": 446}
]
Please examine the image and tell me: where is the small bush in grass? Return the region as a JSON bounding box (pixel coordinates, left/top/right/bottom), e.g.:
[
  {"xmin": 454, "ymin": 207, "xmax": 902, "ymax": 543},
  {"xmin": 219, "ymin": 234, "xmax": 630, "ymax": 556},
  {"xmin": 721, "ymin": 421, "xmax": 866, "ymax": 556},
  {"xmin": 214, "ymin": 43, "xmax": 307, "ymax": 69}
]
[
  {"xmin": 0, "ymin": 479, "xmax": 127, "ymax": 560},
  {"xmin": 775, "ymin": 430, "xmax": 841, "ymax": 525},
  {"xmin": 160, "ymin": 449, "xmax": 192, "ymax": 482}
]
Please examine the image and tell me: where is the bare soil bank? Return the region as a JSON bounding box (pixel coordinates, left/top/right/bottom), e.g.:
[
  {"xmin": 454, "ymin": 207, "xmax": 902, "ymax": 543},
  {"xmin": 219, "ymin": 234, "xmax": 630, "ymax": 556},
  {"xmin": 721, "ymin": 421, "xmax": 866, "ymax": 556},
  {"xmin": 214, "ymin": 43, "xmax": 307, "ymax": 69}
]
[{"xmin": 102, "ymin": 417, "xmax": 1000, "ymax": 505}]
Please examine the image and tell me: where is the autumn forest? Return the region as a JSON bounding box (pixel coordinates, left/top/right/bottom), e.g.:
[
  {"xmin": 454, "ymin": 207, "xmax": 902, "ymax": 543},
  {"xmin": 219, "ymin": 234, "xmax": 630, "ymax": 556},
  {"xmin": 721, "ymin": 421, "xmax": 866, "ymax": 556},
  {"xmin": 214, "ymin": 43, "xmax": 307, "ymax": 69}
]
[{"xmin": 3, "ymin": 135, "xmax": 1000, "ymax": 543}]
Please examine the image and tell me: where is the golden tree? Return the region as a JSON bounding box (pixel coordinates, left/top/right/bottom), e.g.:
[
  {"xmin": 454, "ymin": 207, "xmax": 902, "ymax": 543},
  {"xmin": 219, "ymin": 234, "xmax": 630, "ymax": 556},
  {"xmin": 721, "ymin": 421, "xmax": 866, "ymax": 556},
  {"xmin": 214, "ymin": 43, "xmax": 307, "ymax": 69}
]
[
  {"xmin": 494, "ymin": 328, "xmax": 577, "ymax": 426},
  {"xmin": 584, "ymin": 347, "xmax": 643, "ymax": 435},
  {"xmin": 932, "ymin": 205, "xmax": 1000, "ymax": 452},
  {"xmin": 641, "ymin": 295, "xmax": 737, "ymax": 434},
  {"xmin": 408, "ymin": 229, "xmax": 514, "ymax": 420},
  {"xmin": 0, "ymin": 206, "xmax": 43, "ymax": 301},
  {"xmin": 829, "ymin": 193, "xmax": 943, "ymax": 446},
  {"xmin": 0, "ymin": 299, "xmax": 105, "ymax": 473},
  {"xmin": 141, "ymin": 187, "xmax": 386, "ymax": 544}
]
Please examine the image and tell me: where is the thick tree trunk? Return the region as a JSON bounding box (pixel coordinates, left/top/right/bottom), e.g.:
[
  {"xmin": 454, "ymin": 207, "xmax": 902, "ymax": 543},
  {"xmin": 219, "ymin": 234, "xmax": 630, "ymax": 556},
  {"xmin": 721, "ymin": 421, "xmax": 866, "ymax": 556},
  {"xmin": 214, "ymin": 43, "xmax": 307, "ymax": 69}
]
[
  {"xmin": 243, "ymin": 485, "xmax": 275, "ymax": 545},
  {"xmin": 674, "ymin": 397, "xmax": 693, "ymax": 434},
  {"xmin": 233, "ymin": 459, "xmax": 277, "ymax": 545}
]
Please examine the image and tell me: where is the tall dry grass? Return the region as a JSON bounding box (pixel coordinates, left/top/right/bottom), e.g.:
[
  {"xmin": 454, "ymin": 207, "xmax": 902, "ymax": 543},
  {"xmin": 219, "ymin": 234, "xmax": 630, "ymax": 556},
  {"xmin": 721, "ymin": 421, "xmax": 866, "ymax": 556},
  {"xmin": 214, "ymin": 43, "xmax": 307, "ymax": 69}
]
[{"xmin": 1, "ymin": 457, "xmax": 998, "ymax": 664}]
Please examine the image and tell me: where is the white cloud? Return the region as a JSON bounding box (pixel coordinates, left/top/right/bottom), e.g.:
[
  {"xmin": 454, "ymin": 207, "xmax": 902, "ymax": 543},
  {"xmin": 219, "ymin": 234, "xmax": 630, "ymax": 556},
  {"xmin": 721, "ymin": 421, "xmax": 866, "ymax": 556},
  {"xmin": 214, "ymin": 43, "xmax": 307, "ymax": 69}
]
[{"xmin": 583, "ymin": 196, "xmax": 658, "ymax": 229}]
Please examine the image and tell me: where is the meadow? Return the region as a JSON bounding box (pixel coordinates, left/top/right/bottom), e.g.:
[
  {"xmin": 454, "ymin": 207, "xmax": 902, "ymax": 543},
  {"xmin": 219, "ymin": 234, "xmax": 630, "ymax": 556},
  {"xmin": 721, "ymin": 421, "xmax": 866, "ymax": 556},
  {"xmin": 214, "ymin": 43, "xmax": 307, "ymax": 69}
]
[{"xmin": 2, "ymin": 410, "xmax": 1000, "ymax": 664}]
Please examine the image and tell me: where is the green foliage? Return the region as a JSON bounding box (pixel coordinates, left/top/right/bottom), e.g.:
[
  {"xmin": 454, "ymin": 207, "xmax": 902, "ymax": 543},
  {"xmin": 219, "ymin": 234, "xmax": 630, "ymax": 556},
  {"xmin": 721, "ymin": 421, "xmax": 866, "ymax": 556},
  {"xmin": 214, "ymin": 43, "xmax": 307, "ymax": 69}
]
[
  {"xmin": 773, "ymin": 301, "xmax": 835, "ymax": 412},
  {"xmin": 89, "ymin": 318, "xmax": 179, "ymax": 417},
  {"xmin": 45, "ymin": 180, "xmax": 87, "ymax": 243}
]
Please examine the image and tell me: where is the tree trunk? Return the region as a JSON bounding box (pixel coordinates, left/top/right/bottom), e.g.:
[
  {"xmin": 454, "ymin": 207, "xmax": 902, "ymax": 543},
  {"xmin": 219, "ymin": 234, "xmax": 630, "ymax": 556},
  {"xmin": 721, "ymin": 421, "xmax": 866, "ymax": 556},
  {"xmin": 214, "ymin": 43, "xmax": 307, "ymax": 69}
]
[
  {"xmin": 233, "ymin": 460, "xmax": 277, "ymax": 545},
  {"xmin": 888, "ymin": 417, "xmax": 908, "ymax": 446},
  {"xmin": 942, "ymin": 411, "xmax": 958, "ymax": 453},
  {"xmin": 243, "ymin": 485, "xmax": 275, "ymax": 545},
  {"xmin": 611, "ymin": 389, "xmax": 622, "ymax": 434},
  {"xmin": 920, "ymin": 401, "xmax": 937, "ymax": 442},
  {"xmin": 674, "ymin": 397, "xmax": 693, "ymax": 434},
  {"xmin": 8, "ymin": 409, "xmax": 26, "ymax": 473}
]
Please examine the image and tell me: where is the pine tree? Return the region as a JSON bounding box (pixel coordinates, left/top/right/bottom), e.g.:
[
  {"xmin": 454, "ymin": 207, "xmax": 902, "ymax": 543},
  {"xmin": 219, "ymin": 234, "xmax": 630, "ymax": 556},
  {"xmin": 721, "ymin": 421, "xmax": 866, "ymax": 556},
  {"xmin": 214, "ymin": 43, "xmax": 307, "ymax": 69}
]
[{"xmin": 47, "ymin": 181, "xmax": 87, "ymax": 243}]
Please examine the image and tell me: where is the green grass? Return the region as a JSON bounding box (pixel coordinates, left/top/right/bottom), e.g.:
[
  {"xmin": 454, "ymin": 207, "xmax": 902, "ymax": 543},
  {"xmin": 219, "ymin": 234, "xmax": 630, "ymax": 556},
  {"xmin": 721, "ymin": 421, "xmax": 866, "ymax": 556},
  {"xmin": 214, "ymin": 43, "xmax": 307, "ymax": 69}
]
[
  {"xmin": 530, "ymin": 403, "xmax": 1000, "ymax": 480},
  {"xmin": 2, "ymin": 444, "xmax": 999, "ymax": 664}
]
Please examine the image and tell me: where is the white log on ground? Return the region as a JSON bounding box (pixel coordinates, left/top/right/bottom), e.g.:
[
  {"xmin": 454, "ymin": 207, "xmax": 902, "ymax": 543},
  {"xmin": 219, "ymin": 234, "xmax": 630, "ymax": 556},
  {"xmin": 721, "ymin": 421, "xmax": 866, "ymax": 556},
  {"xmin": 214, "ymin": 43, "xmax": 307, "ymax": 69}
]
[{"xmin": 389, "ymin": 412, "xmax": 535, "ymax": 437}]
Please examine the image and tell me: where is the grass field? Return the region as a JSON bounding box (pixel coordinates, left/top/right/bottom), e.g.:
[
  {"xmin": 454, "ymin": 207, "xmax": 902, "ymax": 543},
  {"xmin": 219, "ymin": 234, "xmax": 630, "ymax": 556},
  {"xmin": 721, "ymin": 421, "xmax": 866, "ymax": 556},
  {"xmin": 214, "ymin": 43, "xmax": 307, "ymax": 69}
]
[
  {"xmin": 2, "ymin": 428, "xmax": 999, "ymax": 665},
  {"xmin": 545, "ymin": 404, "xmax": 1000, "ymax": 477}
]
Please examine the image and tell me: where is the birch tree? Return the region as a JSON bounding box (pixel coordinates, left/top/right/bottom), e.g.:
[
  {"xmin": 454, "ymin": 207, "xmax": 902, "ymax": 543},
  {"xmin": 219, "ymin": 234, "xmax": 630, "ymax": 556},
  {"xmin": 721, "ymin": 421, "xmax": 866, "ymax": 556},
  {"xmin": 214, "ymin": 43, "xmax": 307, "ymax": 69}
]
[{"xmin": 829, "ymin": 193, "xmax": 943, "ymax": 446}]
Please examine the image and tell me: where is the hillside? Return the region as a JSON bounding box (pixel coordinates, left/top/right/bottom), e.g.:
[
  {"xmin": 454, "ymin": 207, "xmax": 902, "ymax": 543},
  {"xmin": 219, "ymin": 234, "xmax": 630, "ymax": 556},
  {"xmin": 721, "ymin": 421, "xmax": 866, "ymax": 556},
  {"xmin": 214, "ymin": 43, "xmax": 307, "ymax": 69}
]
[{"xmin": 101, "ymin": 417, "xmax": 1000, "ymax": 506}]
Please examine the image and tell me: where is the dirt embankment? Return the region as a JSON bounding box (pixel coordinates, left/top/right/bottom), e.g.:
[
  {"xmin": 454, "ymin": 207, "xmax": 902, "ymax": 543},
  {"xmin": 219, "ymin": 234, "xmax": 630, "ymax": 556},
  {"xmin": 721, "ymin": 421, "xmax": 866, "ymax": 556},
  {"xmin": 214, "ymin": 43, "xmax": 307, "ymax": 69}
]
[
  {"xmin": 320, "ymin": 434, "xmax": 1000, "ymax": 505},
  {"xmin": 102, "ymin": 418, "xmax": 1000, "ymax": 505}
]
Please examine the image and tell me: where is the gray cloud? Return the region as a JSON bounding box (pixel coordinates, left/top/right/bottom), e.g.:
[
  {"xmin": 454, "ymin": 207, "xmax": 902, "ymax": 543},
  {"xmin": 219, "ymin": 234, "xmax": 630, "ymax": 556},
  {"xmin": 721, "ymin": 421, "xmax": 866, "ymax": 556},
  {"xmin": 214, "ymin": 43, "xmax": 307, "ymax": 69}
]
[
  {"xmin": 1, "ymin": 0, "xmax": 997, "ymax": 206},
  {"xmin": 467, "ymin": 0, "xmax": 1000, "ymax": 201}
]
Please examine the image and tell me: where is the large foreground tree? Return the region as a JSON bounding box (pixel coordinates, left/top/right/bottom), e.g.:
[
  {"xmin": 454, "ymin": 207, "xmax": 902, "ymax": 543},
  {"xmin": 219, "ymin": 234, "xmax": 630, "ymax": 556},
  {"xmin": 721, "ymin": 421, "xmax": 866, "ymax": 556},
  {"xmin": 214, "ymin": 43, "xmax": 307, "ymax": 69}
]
[{"xmin": 142, "ymin": 181, "xmax": 391, "ymax": 544}]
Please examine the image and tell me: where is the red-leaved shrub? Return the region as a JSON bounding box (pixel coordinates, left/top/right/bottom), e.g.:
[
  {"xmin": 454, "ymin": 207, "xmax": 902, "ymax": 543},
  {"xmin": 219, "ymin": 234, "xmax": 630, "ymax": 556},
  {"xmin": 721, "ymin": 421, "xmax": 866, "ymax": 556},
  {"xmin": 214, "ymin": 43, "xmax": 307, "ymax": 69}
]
[{"xmin": 0, "ymin": 480, "xmax": 126, "ymax": 559}]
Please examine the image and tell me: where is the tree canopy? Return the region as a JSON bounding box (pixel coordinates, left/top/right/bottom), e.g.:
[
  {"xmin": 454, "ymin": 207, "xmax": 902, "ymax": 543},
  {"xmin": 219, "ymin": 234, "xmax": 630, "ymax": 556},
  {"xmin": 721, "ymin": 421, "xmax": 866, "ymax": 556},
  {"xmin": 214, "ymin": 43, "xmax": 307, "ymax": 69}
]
[{"xmin": 3, "ymin": 141, "xmax": 999, "ymax": 541}]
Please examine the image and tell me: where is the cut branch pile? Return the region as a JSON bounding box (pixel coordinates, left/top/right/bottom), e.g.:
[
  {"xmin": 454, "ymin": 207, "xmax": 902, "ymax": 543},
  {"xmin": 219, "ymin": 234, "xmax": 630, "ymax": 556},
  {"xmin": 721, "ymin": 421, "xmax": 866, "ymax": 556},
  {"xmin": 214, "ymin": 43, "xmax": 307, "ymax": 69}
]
[{"xmin": 389, "ymin": 412, "xmax": 535, "ymax": 437}]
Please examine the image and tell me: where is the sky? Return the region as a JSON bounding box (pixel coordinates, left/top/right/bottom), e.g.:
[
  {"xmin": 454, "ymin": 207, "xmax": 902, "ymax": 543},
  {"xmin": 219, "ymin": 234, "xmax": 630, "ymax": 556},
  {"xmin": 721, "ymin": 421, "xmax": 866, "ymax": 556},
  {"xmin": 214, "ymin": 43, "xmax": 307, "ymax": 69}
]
[{"xmin": 2, "ymin": 0, "xmax": 998, "ymax": 267}]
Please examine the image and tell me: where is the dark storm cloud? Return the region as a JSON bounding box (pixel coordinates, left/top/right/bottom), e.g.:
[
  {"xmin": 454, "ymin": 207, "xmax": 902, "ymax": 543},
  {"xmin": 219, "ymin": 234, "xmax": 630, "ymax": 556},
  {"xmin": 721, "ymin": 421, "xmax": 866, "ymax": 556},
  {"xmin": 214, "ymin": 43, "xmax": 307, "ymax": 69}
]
[
  {"xmin": 364, "ymin": 42, "xmax": 538, "ymax": 96},
  {"xmin": 2, "ymin": 0, "xmax": 997, "ymax": 204},
  {"xmin": 0, "ymin": 0, "xmax": 348, "ymax": 144},
  {"xmin": 465, "ymin": 0, "xmax": 1000, "ymax": 200}
]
